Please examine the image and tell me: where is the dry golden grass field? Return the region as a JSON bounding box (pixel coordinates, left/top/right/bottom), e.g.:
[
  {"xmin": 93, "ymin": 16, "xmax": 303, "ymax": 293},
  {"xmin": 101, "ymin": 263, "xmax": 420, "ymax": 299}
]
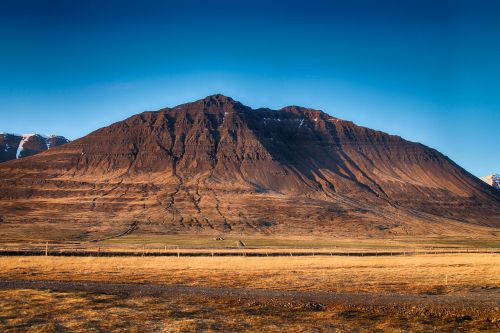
[
  {"xmin": 1, "ymin": 254, "xmax": 499, "ymax": 294},
  {"xmin": 0, "ymin": 253, "xmax": 499, "ymax": 332}
]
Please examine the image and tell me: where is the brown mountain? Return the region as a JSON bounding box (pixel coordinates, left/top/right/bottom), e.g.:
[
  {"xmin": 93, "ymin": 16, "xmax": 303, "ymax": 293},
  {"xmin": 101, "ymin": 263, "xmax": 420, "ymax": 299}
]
[
  {"xmin": 0, "ymin": 95, "xmax": 498, "ymax": 241},
  {"xmin": 0, "ymin": 133, "xmax": 69, "ymax": 163}
]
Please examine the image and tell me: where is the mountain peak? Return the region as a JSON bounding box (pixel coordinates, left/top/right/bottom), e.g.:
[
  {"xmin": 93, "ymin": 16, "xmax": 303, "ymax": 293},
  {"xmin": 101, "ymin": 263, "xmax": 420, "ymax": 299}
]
[
  {"xmin": 0, "ymin": 132, "xmax": 70, "ymax": 163},
  {"xmin": 172, "ymin": 94, "xmax": 242, "ymax": 112},
  {"xmin": 201, "ymin": 94, "xmax": 237, "ymax": 105},
  {"xmin": 481, "ymin": 174, "xmax": 500, "ymax": 190}
]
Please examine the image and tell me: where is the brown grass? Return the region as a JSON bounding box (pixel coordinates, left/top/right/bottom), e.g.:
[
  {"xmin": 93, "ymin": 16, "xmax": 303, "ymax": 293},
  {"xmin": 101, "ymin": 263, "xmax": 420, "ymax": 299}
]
[
  {"xmin": 0, "ymin": 288, "xmax": 498, "ymax": 333},
  {"xmin": 0, "ymin": 254, "xmax": 499, "ymax": 332},
  {"xmin": 0, "ymin": 254, "xmax": 498, "ymax": 294}
]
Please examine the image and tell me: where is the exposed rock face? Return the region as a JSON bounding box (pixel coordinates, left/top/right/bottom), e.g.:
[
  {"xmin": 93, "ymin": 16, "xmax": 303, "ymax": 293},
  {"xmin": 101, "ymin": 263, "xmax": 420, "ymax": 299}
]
[
  {"xmin": 0, "ymin": 133, "xmax": 69, "ymax": 163},
  {"xmin": 481, "ymin": 174, "xmax": 500, "ymax": 190},
  {"xmin": 0, "ymin": 95, "xmax": 498, "ymax": 241}
]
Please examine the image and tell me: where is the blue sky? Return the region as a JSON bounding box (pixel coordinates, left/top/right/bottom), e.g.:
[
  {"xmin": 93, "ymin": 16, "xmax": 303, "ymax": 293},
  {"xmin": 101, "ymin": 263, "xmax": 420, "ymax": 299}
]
[{"xmin": 0, "ymin": 0, "xmax": 499, "ymax": 177}]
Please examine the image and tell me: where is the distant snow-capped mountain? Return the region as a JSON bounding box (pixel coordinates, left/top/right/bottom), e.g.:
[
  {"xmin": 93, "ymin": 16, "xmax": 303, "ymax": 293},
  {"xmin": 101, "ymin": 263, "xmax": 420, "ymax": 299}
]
[
  {"xmin": 481, "ymin": 174, "xmax": 500, "ymax": 190},
  {"xmin": 0, "ymin": 133, "xmax": 70, "ymax": 163}
]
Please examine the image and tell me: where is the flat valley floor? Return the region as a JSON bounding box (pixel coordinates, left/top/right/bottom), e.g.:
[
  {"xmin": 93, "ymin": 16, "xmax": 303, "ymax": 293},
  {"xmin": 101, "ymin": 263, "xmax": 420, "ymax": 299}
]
[{"xmin": 0, "ymin": 253, "xmax": 499, "ymax": 332}]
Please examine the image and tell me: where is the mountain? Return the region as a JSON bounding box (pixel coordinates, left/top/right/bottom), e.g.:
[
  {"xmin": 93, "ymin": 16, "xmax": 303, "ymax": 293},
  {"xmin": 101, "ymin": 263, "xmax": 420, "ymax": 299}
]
[
  {"xmin": 481, "ymin": 174, "xmax": 500, "ymax": 190},
  {"xmin": 0, "ymin": 133, "xmax": 69, "ymax": 163},
  {"xmin": 0, "ymin": 95, "xmax": 498, "ymax": 241}
]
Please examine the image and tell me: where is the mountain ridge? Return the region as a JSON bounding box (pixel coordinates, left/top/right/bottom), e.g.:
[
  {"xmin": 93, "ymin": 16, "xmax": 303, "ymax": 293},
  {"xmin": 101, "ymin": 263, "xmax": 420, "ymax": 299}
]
[
  {"xmin": 0, "ymin": 94, "xmax": 498, "ymax": 241},
  {"xmin": 0, "ymin": 133, "xmax": 70, "ymax": 163}
]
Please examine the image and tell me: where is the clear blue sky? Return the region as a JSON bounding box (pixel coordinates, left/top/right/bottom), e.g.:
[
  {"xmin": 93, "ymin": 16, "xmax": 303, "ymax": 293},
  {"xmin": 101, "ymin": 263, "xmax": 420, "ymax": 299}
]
[{"xmin": 0, "ymin": 0, "xmax": 499, "ymax": 177}]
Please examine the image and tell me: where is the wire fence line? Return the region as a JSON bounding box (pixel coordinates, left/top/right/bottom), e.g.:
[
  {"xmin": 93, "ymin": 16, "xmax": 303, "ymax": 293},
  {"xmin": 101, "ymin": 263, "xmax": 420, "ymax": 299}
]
[{"xmin": 0, "ymin": 243, "xmax": 497, "ymax": 257}]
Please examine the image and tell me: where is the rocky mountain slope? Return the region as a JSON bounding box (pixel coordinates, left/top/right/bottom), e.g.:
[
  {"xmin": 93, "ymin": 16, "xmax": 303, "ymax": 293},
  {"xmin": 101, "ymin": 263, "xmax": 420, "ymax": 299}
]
[
  {"xmin": 0, "ymin": 133, "xmax": 69, "ymax": 163},
  {"xmin": 481, "ymin": 174, "xmax": 500, "ymax": 190},
  {"xmin": 0, "ymin": 95, "xmax": 498, "ymax": 241}
]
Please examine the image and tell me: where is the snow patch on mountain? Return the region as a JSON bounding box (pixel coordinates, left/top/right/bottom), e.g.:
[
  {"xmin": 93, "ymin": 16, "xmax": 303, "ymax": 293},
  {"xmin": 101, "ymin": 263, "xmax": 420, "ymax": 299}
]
[
  {"xmin": 16, "ymin": 134, "xmax": 34, "ymax": 159},
  {"xmin": 1, "ymin": 132, "xmax": 70, "ymax": 163},
  {"xmin": 481, "ymin": 174, "xmax": 500, "ymax": 190}
]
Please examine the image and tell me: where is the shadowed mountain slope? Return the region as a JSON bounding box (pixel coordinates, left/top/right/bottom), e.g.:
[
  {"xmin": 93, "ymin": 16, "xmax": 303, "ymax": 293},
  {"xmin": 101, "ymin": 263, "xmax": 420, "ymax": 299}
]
[
  {"xmin": 0, "ymin": 133, "xmax": 69, "ymax": 163},
  {"xmin": 0, "ymin": 95, "xmax": 498, "ymax": 241}
]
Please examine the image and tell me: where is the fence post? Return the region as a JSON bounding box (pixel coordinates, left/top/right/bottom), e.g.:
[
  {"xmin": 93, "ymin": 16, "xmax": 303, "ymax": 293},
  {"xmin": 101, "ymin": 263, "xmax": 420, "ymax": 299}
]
[{"xmin": 45, "ymin": 242, "xmax": 48, "ymax": 256}]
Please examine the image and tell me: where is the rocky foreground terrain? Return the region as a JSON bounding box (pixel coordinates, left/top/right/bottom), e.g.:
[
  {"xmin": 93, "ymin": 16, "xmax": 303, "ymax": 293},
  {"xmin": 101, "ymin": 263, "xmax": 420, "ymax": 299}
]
[{"xmin": 0, "ymin": 95, "xmax": 498, "ymax": 241}]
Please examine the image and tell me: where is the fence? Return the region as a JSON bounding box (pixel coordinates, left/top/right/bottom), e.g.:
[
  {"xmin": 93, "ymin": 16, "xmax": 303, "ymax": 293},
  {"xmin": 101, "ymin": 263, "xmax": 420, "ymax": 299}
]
[{"xmin": 0, "ymin": 243, "xmax": 497, "ymax": 257}]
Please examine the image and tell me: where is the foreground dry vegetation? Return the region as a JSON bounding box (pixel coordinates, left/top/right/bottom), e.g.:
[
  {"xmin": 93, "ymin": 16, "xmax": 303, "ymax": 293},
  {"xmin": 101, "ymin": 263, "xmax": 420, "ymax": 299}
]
[
  {"xmin": 1, "ymin": 288, "xmax": 497, "ymax": 333},
  {"xmin": 1, "ymin": 254, "xmax": 498, "ymax": 294},
  {"xmin": 0, "ymin": 254, "xmax": 498, "ymax": 332}
]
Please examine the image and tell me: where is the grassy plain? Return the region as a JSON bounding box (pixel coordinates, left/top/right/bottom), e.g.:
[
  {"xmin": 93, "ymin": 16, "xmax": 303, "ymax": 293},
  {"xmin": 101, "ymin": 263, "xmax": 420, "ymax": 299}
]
[
  {"xmin": 100, "ymin": 234, "xmax": 500, "ymax": 249},
  {"xmin": 0, "ymin": 253, "xmax": 498, "ymax": 332},
  {"xmin": 0, "ymin": 254, "xmax": 498, "ymax": 294}
]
